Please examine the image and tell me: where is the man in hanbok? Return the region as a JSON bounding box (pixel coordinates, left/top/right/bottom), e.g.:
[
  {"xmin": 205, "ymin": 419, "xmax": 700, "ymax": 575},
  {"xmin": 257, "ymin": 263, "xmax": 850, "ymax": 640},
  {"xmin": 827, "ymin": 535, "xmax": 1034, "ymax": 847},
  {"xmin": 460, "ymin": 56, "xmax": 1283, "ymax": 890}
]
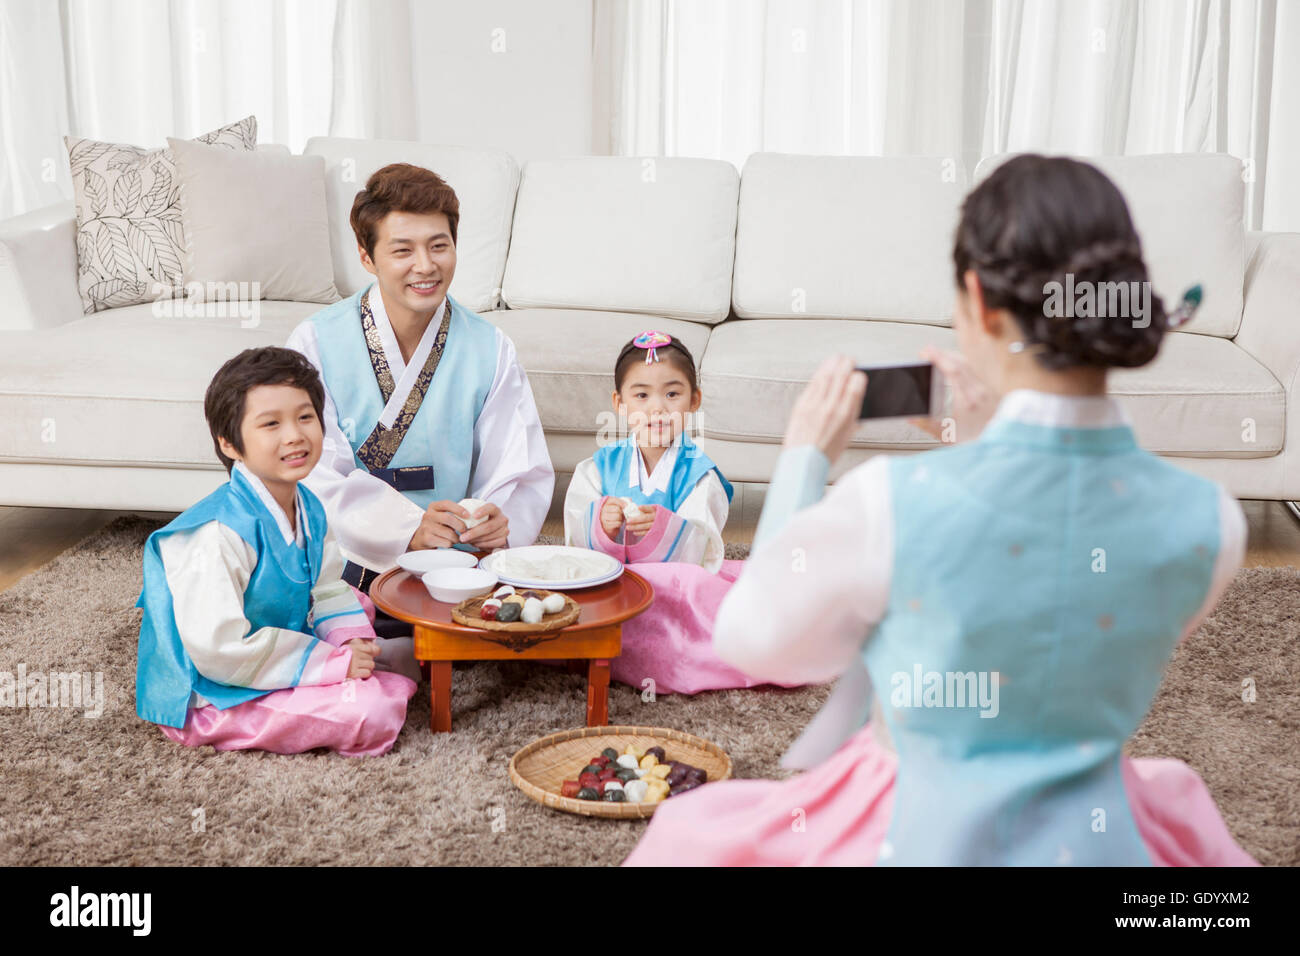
[{"xmin": 287, "ymin": 163, "xmax": 554, "ymax": 665}]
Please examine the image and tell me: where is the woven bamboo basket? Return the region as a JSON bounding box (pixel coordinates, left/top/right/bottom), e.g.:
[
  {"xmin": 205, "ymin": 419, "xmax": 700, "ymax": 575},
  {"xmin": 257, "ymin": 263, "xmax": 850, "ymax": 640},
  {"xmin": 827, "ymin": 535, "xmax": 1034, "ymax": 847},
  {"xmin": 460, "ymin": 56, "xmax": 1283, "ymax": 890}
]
[
  {"xmin": 509, "ymin": 725, "xmax": 732, "ymax": 819},
  {"xmin": 451, "ymin": 591, "xmax": 580, "ymax": 632}
]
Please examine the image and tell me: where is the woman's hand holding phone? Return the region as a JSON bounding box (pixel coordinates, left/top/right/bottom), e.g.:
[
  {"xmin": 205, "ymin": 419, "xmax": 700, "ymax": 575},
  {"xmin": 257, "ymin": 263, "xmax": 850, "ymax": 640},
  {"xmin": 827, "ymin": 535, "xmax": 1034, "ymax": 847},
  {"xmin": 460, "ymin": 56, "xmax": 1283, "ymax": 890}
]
[
  {"xmin": 908, "ymin": 346, "xmax": 997, "ymax": 444},
  {"xmin": 783, "ymin": 355, "xmax": 868, "ymax": 467}
]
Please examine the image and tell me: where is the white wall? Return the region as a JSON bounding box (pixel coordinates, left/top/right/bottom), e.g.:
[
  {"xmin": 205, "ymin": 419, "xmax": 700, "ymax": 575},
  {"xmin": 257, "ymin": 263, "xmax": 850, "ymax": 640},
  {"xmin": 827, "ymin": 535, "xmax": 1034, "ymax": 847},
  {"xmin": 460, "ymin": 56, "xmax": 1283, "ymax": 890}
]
[
  {"xmin": 0, "ymin": 0, "xmax": 598, "ymax": 220},
  {"xmin": 407, "ymin": 0, "xmax": 593, "ymax": 160},
  {"xmin": 326, "ymin": 0, "xmax": 594, "ymax": 161}
]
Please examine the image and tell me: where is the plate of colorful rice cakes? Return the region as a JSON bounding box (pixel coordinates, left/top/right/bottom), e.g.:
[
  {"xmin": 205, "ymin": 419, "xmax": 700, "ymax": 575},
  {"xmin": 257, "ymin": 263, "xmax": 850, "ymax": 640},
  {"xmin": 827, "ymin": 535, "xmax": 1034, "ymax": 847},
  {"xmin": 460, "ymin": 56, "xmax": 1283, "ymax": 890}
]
[
  {"xmin": 451, "ymin": 585, "xmax": 580, "ymax": 633},
  {"xmin": 509, "ymin": 725, "xmax": 732, "ymax": 819}
]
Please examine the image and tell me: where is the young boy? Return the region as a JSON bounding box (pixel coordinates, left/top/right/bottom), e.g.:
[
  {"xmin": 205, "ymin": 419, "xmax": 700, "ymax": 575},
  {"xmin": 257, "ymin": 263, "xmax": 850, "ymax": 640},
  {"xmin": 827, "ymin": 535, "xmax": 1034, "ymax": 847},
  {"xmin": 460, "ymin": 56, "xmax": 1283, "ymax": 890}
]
[{"xmin": 135, "ymin": 347, "xmax": 417, "ymax": 756}]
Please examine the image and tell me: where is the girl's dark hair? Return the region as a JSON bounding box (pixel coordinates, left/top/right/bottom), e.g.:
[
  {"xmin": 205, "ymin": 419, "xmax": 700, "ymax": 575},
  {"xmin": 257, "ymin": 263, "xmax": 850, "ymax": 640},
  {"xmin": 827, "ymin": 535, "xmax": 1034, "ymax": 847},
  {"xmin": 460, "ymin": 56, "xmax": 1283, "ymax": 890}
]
[
  {"xmin": 953, "ymin": 154, "xmax": 1167, "ymax": 369},
  {"xmin": 204, "ymin": 347, "xmax": 326, "ymax": 473},
  {"xmin": 614, "ymin": 335, "xmax": 699, "ymax": 392}
]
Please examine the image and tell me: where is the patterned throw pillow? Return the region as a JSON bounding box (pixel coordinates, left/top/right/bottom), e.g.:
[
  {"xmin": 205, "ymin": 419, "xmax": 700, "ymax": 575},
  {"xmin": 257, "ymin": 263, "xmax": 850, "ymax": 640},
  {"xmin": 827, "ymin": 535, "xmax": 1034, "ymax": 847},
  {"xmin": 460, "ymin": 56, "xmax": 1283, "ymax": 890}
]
[{"xmin": 65, "ymin": 116, "xmax": 257, "ymax": 313}]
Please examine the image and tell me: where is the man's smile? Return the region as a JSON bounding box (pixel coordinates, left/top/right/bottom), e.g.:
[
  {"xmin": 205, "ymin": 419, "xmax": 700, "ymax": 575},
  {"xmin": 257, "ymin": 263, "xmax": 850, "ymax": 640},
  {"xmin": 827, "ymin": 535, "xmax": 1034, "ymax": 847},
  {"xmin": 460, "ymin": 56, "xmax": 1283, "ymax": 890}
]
[{"xmin": 409, "ymin": 279, "xmax": 441, "ymax": 296}]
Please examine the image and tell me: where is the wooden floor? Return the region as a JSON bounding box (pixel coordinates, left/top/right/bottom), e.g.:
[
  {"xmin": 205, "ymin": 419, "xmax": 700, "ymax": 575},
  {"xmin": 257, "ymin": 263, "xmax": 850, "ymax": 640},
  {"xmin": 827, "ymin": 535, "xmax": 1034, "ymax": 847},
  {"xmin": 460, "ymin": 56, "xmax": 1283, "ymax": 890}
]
[{"xmin": 2, "ymin": 499, "xmax": 1299, "ymax": 594}]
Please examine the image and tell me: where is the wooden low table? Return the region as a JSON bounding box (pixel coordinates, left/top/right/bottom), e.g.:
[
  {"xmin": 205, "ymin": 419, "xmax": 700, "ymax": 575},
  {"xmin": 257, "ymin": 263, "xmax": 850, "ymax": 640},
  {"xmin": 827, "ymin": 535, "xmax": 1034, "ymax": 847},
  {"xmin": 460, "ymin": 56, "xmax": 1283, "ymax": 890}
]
[{"xmin": 369, "ymin": 566, "xmax": 654, "ymax": 732}]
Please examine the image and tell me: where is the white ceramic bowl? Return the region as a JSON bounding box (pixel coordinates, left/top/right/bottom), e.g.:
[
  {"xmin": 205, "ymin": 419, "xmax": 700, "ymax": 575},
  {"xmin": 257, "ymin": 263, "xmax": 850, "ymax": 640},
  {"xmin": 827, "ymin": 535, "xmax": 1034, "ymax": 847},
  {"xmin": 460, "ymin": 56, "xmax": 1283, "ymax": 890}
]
[
  {"xmin": 397, "ymin": 550, "xmax": 479, "ymax": 575},
  {"xmin": 422, "ymin": 567, "xmax": 498, "ymax": 604}
]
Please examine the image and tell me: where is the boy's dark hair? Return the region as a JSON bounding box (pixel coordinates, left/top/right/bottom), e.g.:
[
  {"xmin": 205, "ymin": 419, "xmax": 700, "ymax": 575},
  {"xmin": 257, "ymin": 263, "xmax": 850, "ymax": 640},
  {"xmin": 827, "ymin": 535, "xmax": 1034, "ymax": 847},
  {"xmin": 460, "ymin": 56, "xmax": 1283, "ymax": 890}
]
[
  {"xmin": 350, "ymin": 163, "xmax": 460, "ymax": 259},
  {"xmin": 614, "ymin": 335, "xmax": 700, "ymax": 393},
  {"xmin": 952, "ymin": 154, "xmax": 1168, "ymax": 369},
  {"xmin": 204, "ymin": 347, "xmax": 326, "ymax": 473}
]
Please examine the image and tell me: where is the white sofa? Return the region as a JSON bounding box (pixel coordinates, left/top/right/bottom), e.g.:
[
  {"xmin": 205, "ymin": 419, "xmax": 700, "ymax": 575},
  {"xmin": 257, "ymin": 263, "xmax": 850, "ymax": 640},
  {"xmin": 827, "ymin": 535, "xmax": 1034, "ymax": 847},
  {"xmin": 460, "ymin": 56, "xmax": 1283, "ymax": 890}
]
[{"xmin": 2, "ymin": 138, "xmax": 1298, "ymax": 520}]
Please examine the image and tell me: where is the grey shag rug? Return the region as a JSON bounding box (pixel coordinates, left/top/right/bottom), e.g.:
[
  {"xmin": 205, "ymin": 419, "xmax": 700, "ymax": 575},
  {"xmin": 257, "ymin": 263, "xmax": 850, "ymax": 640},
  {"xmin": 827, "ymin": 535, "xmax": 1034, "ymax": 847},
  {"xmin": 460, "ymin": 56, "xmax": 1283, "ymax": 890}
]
[{"xmin": 0, "ymin": 516, "xmax": 1293, "ymax": 866}]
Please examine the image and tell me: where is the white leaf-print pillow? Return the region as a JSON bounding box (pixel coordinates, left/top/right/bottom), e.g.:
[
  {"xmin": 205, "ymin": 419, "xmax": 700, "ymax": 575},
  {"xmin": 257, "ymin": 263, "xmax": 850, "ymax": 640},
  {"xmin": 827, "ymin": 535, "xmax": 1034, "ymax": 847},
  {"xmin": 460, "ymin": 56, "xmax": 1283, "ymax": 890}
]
[{"xmin": 66, "ymin": 115, "xmax": 257, "ymax": 313}]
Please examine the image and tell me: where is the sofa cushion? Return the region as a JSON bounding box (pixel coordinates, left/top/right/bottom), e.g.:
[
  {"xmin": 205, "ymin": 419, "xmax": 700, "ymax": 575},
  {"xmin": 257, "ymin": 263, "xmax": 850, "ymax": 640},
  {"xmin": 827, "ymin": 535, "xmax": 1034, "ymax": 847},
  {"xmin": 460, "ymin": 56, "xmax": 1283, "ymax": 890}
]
[
  {"xmin": 66, "ymin": 115, "xmax": 258, "ymax": 314},
  {"xmin": 700, "ymin": 320, "xmax": 1282, "ymax": 455},
  {"xmin": 169, "ymin": 138, "xmax": 339, "ymax": 305},
  {"xmin": 974, "ymin": 153, "xmax": 1246, "ymax": 338},
  {"xmin": 732, "ymin": 154, "xmax": 967, "ymax": 326},
  {"xmin": 701, "ymin": 319, "xmax": 957, "ymax": 448},
  {"xmin": 501, "ymin": 158, "xmax": 739, "ymax": 323},
  {"xmin": 303, "ymin": 137, "xmax": 519, "ymax": 314},
  {"xmin": 1109, "ymin": 330, "xmax": 1283, "ymax": 455},
  {"xmin": 481, "ymin": 309, "xmax": 713, "ymax": 433},
  {"xmin": 0, "ymin": 301, "xmax": 323, "ymax": 468}
]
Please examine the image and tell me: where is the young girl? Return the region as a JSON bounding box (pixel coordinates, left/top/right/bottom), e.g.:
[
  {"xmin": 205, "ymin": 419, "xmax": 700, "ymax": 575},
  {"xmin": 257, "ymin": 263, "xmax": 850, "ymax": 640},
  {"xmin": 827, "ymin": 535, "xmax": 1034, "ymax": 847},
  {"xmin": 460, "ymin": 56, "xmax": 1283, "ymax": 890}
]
[
  {"xmin": 624, "ymin": 155, "xmax": 1258, "ymax": 865},
  {"xmin": 136, "ymin": 347, "xmax": 417, "ymax": 757},
  {"xmin": 564, "ymin": 332, "xmax": 789, "ymax": 694}
]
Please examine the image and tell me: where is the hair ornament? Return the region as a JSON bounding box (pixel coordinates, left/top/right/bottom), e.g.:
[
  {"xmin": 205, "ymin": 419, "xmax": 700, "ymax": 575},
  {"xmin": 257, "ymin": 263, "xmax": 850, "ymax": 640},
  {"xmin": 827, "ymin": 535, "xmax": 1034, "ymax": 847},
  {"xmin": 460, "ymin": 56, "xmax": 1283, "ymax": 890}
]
[
  {"xmin": 1167, "ymin": 285, "xmax": 1203, "ymax": 330},
  {"xmin": 633, "ymin": 330, "xmax": 673, "ymax": 365}
]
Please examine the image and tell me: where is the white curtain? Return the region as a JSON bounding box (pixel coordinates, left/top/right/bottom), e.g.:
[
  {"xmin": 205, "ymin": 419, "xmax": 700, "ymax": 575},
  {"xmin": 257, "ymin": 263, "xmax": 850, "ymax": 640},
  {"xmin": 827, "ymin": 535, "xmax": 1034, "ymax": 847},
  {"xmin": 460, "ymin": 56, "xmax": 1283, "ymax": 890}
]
[
  {"xmin": 0, "ymin": 0, "xmax": 73, "ymax": 220},
  {"xmin": 598, "ymin": 0, "xmax": 1300, "ymax": 231},
  {"xmin": 7, "ymin": 0, "xmax": 1296, "ymax": 228},
  {"xmin": 0, "ymin": 0, "xmax": 337, "ymax": 220},
  {"xmin": 0, "ymin": 0, "xmax": 594, "ymax": 220}
]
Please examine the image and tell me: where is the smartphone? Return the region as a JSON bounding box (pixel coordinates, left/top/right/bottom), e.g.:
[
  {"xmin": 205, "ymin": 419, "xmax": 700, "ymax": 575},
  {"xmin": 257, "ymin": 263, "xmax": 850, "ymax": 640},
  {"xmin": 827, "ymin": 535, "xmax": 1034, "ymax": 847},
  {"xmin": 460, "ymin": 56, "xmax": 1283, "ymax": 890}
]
[{"xmin": 855, "ymin": 361, "xmax": 944, "ymax": 420}]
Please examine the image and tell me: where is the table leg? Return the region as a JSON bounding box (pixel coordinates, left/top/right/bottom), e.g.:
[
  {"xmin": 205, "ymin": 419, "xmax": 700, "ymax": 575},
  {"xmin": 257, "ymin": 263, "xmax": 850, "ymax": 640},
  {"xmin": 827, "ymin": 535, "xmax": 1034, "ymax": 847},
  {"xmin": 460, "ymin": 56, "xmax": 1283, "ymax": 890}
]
[
  {"xmin": 587, "ymin": 658, "xmax": 610, "ymax": 727},
  {"xmin": 429, "ymin": 661, "xmax": 452, "ymax": 733}
]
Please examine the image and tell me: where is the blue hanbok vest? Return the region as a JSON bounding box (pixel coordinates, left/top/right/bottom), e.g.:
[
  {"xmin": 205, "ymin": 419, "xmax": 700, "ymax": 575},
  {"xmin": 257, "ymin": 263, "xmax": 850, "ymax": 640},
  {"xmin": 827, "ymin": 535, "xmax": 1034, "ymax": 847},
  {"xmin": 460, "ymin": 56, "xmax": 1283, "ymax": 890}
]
[
  {"xmin": 135, "ymin": 468, "xmax": 328, "ymax": 729},
  {"xmin": 867, "ymin": 418, "xmax": 1219, "ymax": 866},
  {"xmin": 594, "ymin": 434, "xmax": 734, "ymax": 511},
  {"xmin": 309, "ymin": 286, "xmax": 498, "ymax": 514}
]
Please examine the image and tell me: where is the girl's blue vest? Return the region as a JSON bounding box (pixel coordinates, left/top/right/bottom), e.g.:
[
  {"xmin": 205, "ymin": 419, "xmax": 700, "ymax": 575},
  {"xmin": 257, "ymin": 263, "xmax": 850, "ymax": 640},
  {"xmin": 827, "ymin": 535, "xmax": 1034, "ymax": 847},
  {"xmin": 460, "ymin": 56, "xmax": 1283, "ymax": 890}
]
[{"xmin": 594, "ymin": 433, "xmax": 733, "ymax": 510}]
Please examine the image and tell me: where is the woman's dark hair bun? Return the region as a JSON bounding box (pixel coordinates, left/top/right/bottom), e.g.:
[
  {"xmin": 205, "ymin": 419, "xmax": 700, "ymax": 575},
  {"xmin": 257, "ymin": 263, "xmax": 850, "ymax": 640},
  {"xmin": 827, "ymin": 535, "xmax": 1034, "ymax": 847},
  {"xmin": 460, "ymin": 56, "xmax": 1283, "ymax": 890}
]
[{"xmin": 953, "ymin": 155, "xmax": 1169, "ymax": 370}]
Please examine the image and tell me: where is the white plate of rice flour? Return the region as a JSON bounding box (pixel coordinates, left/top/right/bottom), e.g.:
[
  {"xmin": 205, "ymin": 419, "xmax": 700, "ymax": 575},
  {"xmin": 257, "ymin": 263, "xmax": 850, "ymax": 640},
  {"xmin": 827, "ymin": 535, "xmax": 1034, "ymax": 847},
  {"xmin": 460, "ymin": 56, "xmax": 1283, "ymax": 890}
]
[{"xmin": 479, "ymin": 546, "xmax": 624, "ymax": 590}]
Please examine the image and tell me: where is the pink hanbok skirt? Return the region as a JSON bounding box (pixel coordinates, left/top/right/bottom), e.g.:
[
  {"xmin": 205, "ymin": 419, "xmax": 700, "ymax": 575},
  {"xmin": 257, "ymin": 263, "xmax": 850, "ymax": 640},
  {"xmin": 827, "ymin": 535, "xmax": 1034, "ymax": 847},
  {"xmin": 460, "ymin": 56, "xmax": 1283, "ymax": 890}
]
[
  {"xmin": 612, "ymin": 559, "xmax": 803, "ymax": 696},
  {"xmin": 156, "ymin": 585, "xmax": 417, "ymax": 757},
  {"xmin": 159, "ymin": 671, "xmax": 416, "ymax": 757},
  {"xmin": 622, "ymin": 722, "xmax": 1260, "ymax": 866}
]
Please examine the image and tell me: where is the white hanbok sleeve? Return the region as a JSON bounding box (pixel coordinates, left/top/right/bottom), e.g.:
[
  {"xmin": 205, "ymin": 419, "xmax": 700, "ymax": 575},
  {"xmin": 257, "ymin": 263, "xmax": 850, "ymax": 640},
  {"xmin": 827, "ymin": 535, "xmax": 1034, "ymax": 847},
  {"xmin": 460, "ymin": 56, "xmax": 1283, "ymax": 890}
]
[
  {"xmin": 285, "ymin": 319, "xmax": 425, "ymax": 571},
  {"xmin": 469, "ymin": 328, "xmax": 556, "ymax": 548},
  {"xmin": 713, "ymin": 450, "xmax": 893, "ymax": 686},
  {"xmin": 563, "ymin": 458, "xmax": 625, "ymax": 558},
  {"xmin": 624, "ymin": 472, "xmax": 730, "ymax": 572},
  {"xmin": 158, "ymin": 521, "xmax": 352, "ymax": 691},
  {"xmin": 308, "ymin": 525, "xmax": 379, "ymax": 647}
]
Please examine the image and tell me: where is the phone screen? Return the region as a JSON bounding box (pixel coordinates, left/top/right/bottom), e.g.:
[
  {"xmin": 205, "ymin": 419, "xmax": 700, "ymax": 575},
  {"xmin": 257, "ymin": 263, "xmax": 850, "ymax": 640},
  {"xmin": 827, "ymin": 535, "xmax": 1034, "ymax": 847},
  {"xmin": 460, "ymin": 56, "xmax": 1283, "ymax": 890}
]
[{"xmin": 857, "ymin": 363, "xmax": 933, "ymax": 419}]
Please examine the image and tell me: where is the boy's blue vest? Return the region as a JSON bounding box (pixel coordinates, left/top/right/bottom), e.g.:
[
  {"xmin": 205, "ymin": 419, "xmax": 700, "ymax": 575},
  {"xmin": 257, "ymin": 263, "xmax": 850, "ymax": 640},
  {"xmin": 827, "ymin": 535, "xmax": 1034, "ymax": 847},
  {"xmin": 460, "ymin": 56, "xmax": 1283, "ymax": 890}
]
[
  {"xmin": 135, "ymin": 467, "xmax": 328, "ymax": 729},
  {"xmin": 309, "ymin": 287, "xmax": 498, "ymax": 514},
  {"xmin": 594, "ymin": 433, "xmax": 733, "ymax": 511},
  {"xmin": 867, "ymin": 418, "xmax": 1219, "ymax": 866}
]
